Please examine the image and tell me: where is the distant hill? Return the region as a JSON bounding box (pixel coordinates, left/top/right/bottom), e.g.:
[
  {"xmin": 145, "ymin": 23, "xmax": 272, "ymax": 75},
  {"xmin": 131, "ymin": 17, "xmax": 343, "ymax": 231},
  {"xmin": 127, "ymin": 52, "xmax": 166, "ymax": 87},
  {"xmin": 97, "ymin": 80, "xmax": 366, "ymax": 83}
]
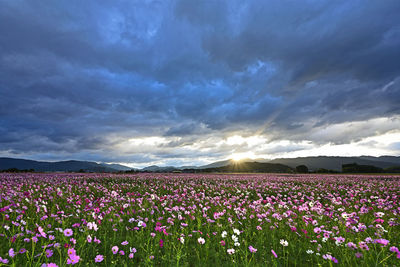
[
  {"xmin": 0, "ymin": 157, "xmax": 131, "ymax": 172},
  {"xmin": 267, "ymin": 156, "xmax": 400, "ymax": 171},
  {"xmin": 184, "ymin": 161, "xmax": 293, "ymax": 173},
  {"xmin": 101, "ymin": 163, "xmax": 132, "ymax": 171},
  {"xmin": 197, "ymin": 159, "xmax": 234, "ymax": 169},
  {"xmin": 141, "ymin": 165, "xmax": 179, "ymax": 172},
  {"xmin": 2, "ymin": 156, "xmax": 399, "ymax": 173}
]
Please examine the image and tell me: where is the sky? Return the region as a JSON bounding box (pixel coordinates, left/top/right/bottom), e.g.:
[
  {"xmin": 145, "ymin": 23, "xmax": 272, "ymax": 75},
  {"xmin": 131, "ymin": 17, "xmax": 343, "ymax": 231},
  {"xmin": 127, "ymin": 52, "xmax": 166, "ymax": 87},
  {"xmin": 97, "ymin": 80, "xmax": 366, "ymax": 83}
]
[{"xmin": 1, "ymin": 0, "xmax": 400, "ymax": 168}]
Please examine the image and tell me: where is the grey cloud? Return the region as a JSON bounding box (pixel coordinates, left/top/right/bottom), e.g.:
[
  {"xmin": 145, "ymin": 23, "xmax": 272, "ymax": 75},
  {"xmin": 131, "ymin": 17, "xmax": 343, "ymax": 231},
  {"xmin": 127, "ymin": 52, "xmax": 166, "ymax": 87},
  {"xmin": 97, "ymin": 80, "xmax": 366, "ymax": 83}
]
[{"xmin": 0, "ymin": 0, "xmax": 400, "ymax": 165}]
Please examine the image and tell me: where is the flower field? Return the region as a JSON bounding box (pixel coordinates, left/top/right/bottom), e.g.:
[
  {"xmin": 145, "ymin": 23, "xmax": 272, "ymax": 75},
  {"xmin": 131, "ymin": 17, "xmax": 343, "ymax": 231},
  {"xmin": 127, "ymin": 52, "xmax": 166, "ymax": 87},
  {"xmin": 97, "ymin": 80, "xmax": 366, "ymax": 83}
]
[{"xmin": 0, "ymin": 173, "xmax": 399, "ymax": 266}]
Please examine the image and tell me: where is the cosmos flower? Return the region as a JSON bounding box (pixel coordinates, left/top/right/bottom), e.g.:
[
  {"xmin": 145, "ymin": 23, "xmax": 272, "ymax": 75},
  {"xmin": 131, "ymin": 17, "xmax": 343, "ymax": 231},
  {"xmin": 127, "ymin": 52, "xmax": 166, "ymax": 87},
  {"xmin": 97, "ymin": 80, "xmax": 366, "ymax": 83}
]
[
  {"xmin": 38, "ymin": 226, "xmax": 47, "ymax": 238},
  {"xmin": 94, "ymin": 255, "xmax": 104, "ymax": 263},
  {"xmin": 198, "ymin": 237, "xmax": 205, "ymax": 245},
  {"xmin": 67, "ymin": 255, "xmax": 80, "ymax": 265},
  {"xmin": 67, "ymin": 248, "xmax": 76, "ymax": 257},
  {"xmin": 63, "ymin": 229, "xmax": 73, "ymax": 237},
  {"xmin": 112, "ymin": 246, "xmax": 119, "ymax": 254},
  {"xmin": 221, "ymin": 231, "xmax": 227, "ymax": 238},
  {"xmin": 248, "ymin": 246, "xmax": 257, "ymax": 253},
  {"xmin": 227, "ymin": 248, "xmax": 235, "ymax": 255},
  {"xmin": 8, "ymin": 248, "xmax": 16, "ymax": 258},
  {"xmin": 280, "ymin": 239, "xmax": 289, "ymax": 247},
  {"xmin": 45, "ymin": 249, "xmax": 53, "ymax": 258}
]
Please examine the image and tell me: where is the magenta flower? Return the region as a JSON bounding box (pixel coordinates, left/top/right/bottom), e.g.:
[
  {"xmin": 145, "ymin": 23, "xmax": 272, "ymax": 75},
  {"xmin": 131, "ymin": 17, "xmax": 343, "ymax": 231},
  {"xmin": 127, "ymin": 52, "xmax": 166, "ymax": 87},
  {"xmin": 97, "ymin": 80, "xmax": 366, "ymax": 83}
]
[
  {"xmin": 38, "ymin": 226, "xmax": 47, "ymax": 238},
  {"xmin": 47, "ymin": 263, "xmax": 58, "ymax": 267},
  {"xmin": 45, "ymin": 249, "xmax": 53, "ymax": 258},
  {"xmin": 249, "ymin": 246, "xmax": 257, "ymax": 253},
  {"xmin": 271, "ymin": 249, "xmax": 278, "ymax": 258},
  {"xmin": 112, "ymin": 246, "xmax": 119, "ymax": 254},
  {"xmin": 67, "ymin": 248, "xmax": 76, "ymax": 257},
  {"xmin": 9, "ymin": 248, "xmax": 16, "ymax": 258},
  {"xmin": 95, "ymin": 255, "xmax": 104, "ymax": 263},
  {"xmin": 159, "ymin": 239, "xmax": 164, "ymax": 248},
  {"xmin": 67, "ymin": 255, "xmax": 80, "ymax": 265},
  {"xmin": 63, "ymin": 228, "xmax": 73, "ymax": 237},
  {"xmin": 374, "ymin": 239, "xmax": 390, "ymax": 247}
]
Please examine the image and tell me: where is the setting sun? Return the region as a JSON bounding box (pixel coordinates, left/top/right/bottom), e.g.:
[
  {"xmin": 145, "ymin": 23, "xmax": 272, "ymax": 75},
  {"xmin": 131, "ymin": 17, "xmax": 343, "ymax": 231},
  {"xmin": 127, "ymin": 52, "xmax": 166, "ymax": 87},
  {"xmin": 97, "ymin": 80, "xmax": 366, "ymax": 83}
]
[{"xmin": 231, "ymin": 152, "xmax": 255, "ymax": 162}]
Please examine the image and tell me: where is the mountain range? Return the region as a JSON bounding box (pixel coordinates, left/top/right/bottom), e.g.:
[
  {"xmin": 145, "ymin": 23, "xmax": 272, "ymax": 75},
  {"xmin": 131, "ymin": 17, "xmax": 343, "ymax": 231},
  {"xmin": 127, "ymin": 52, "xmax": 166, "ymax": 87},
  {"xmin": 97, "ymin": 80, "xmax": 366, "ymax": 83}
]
[
  {"xmin": 0, "ymin": 156, "xmax": 399, "ymax": 173},
  {"xmin": 0, "ymin": 157, "xmax": 131, "ymax": 172}
]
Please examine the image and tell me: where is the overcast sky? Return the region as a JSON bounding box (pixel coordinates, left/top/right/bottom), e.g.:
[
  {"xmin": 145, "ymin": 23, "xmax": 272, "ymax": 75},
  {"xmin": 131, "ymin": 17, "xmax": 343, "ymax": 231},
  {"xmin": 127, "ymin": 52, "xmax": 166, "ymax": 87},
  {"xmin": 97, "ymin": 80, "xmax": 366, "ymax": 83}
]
[{"xmin": 1, "ymin": 0, "xmax": 400, "ymax": 167}]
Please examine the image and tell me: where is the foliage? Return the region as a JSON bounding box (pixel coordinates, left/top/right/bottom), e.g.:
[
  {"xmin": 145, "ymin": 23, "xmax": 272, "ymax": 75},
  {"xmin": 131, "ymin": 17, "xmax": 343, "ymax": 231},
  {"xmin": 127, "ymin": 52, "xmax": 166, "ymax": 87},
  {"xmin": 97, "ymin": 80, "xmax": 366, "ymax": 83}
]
[{"xmin": 0, "ymin": 173, "xmax": 399, "ymax": 266}]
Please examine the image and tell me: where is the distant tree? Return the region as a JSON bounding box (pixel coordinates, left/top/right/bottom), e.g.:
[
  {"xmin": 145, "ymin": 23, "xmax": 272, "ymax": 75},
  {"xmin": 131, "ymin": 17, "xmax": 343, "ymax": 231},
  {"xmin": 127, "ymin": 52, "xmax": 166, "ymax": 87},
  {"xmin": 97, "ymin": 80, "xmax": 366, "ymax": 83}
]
[
  {"xmin": 296, "ymin": 165, "xmax": 309, "ymax": 173},
  {"xmin": 342, "ymin": 163, "xmax": 383, "ymax": 173}
]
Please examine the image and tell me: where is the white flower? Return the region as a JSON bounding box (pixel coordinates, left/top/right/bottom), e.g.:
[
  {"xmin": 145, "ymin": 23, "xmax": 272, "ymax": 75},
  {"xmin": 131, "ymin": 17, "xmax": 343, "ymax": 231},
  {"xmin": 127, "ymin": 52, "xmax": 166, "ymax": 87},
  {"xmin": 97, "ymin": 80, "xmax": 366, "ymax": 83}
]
[
  {"xmin": 306, "ymin": 250, "xmax": 314, "ymax": 254},
  {"xmin": 234, "ymin": 242, "xmax": 240, "ymax": 247},
  {"xmin": 227, "ymin": 248, "xmax": 235, "ymax": 255},
  {"xmin": 87, "ymin": 222, "xmax": 98, "ymax": 231},
  {"xmin": 198, "ymin": 237, "xmax": 205, "ymax": 245},
  {"xmin": 280, "ymin": 239, "xmax": 288, "ymax": 247},
  {"xmin": 232, "ymin": 235, "xmax": 238, "ymax": 242},
  {"xmin": 221, "ymin": 231, "xmax": 227, "ymax": 238},
  {"xmin": 233, "ymin": 228, "xmax": 240, "ymax": 235},
  {"xmin": 180, "ymin": 237, "xmax": 185, "ymax": 244}
]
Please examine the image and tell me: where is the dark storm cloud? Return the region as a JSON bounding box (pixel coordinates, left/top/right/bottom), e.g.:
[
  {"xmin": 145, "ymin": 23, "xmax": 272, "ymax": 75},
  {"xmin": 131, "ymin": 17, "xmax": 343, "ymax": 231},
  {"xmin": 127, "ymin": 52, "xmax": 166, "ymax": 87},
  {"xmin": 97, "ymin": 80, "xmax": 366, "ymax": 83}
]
[{"xmin": 1, "ymin": 0, "xmax": 400, "ymax": 165}]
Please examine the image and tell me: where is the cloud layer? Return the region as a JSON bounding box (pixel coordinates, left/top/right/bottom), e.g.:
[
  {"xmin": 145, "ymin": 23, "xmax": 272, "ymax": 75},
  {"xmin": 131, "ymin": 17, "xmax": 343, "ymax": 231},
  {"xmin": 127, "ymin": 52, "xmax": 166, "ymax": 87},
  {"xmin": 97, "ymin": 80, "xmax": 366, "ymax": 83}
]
[{"xmin": 1, "ymin": 0, "xmax": 400, "ymax": 167}]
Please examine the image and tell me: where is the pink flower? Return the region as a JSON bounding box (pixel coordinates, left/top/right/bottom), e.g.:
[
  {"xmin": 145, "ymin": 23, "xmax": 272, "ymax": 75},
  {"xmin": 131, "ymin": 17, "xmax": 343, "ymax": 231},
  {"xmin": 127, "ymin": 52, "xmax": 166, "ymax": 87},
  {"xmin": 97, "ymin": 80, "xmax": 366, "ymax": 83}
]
[
  {"xmin": 159, "ymin": 239, "xmax": 164, "ymax": 248},
  {"xmin": 38, "ymin": 226, "xmax": 47, "ymax": 238},
  {"xmin": 94, "ymin": 255, "xmax": 104, "ymax": 263},
  {"xmin": 64, "ymin": 229, "xmax": 73, "ymax": 237},
  {"xmin": 314, "ymin": 227, "xmax": 321, "ymax": 234},
  {"xmin": 67, "ymin": 248, "xmax": 76, "ymax": 257},
  {"xmin": 47, "ymin": 263, "xmax": 58, "ymax": 267},
  {"xmin": 112, "ymin": 246, "xmax": 119, "ymax": 254},
  {"xmin": 249, "ymin": 246, "xmax": 257, "ymax": 253},
  {"xmin": 67, "ymin": 255, "xmax": 80, "ymax": 265},
  {"xmin": 121, "ymin": 241, "xmax": 128, "ymax": 246},
  {"xmin": 129, "ymin": 253, "xmax": 134, "ymax": 258},
  {"xmin": 271, "ymin": 249, "xmax": 278, "ymax": 258},
  {"xmin": 9, "ymin": 248, "xmax": 16, "ymax": 258},
  {"xmin": 46, "ymin": 249, "xmax": 53, "ymax": 258},
  {"xmin": 220, "ymin": 240, "xmax": 225, "ymax": 246},
  {"xmin": 374, "ymin": 239, "xmax": 390, "ymax": 247}
]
